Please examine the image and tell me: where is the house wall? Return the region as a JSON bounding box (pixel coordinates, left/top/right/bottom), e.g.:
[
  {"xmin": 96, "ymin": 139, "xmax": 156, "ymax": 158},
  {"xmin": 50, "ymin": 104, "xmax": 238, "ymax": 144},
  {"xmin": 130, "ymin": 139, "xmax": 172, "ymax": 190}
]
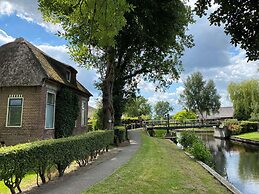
[
  {"xmin": 0, "ymin": 85, "xmax": 89, "ymax": 146},
  {"xmin": 0, "ymin": 86, "xmax": 53, "ymax": 145}
]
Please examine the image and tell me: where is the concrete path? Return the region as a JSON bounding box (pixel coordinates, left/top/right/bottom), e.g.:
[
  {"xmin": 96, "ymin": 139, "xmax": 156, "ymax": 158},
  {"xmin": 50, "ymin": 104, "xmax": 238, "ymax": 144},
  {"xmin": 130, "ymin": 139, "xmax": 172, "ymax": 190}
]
[{"xmin": 26, "ymin": 129, "xmax": 141, "ymax": 194}]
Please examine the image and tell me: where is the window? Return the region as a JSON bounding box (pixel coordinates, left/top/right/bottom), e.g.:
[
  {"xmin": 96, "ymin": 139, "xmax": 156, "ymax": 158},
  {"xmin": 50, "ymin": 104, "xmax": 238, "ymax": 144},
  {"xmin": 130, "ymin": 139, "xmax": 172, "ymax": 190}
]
[
  {"xmin": 45, "ymin": 92, "xmax": 55, "ymax": 129},
  {"xmin": 81, "ymin": 100, "xmax": 87, "ymax": 126},
  {"xmin": 6, "ymin": 97, "xmax": 23, "ymax": 127},
  {"xmin": 66, "ymin": 70, "xmax": 71, "ymax": 82}
]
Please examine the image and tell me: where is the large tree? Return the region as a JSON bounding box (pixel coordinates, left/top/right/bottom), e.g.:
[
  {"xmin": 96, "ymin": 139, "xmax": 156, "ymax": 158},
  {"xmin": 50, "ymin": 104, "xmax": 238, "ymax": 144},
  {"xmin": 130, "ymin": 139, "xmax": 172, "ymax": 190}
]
[
  {"xmin": 39, "ymin": 0, "xmax": 132, "ymax": 130},
  {"xmin": 39, "ymin": 0, "xmax": 193, "ymax": 129},
  {"xmin": 194, "ymin": 0, "xmax": 259, "ymax": 61},
  {"xmin": 228, "ymin": 79, "xmax": 259, "ymax": 120},
  {"xmin": 124, "ymin": 96, "xmax": 151, "ymax": 117},
  {"xmin": 154, "ymin": 101, "xmax": 173, "ymax": 119},
  {"xmin": 112, "ymin": 0, "xmax": 194, "ymax": 124},
  {"xmin": 180, "ymin": 72, "xmax": 220, "ymax": 119}
]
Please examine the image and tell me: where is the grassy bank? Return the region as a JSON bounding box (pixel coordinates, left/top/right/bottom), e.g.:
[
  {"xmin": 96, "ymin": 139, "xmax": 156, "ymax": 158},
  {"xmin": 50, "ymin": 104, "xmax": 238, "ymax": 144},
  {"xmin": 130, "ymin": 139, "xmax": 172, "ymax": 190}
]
[
  {"xmin": 235, "ymin": 132, "xmax": 259, "ymax": 141},
  {"xmin": 83, "ymin": 132, "xmax": 230, "ymax": 194}
]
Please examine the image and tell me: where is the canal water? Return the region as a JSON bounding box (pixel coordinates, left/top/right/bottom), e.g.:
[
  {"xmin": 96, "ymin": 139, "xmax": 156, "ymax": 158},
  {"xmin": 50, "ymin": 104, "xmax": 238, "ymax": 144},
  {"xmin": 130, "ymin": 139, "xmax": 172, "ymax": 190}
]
[{"xmin": 197, "ymin": 132, "xmax": 259, "ymax": 194}]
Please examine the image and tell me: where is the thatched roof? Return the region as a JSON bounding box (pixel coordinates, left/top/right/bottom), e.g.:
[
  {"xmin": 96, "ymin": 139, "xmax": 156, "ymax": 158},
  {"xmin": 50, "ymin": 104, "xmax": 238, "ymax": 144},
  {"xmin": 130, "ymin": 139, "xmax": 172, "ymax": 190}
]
[
  {"xmin": 0, "ymin": 38, "xmax": 92, "ymax": 96},
  {"xmin": 200, "ymin": 107, "xmax": 234, "ymax": 120}
]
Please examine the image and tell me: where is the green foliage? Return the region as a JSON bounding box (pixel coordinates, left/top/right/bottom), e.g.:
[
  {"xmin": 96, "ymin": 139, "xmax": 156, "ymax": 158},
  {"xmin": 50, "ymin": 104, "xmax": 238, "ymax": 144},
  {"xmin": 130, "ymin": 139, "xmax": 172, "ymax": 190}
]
[
  {"xmin": 179, "ymin": 131, "xmax": 212, "ymax": 165},
  {"xmin": 124, "ymin": 96, "xmax": 152, "ymax": 117},
  {"xmin": 173, "ymin": 110, "xmax": 197, "ymax": 122},
  {"xmin": 92, "ymin": 107, "xmax": 104, "ymax": 130},
  {"xmin": 112, "ymin": 0, "xmax": 194, "ymax": 124},
  {"xmin": 0, "ymin": 131, "xmax": 113, "ymax": 193},
  {"xmin": 38, "ymin": 0, "xmax": 132, "ymax": 49},
  {"xmin": 55, "ymin": 87, "xmax": 79, "ymax": 138},
  {"xmin": 225, "ymin": 120, "xmax": 258, "ymax": 135},
  {"xmin": 194, "ymin": 0, "xmax": 258, "ymax": 61},
  {"xmin": 178, "ymin": 131, "xmax": 198, "ymax": 148},
  {"xmin": 240, "ymin": 121, "xmax": 259, "ymax": 134},
  {"xmin": 189, "ymin": 140, "xmax": 212, "ymax": 165},
  {"xmin": 180, "ymin": 72, "xmax": 221, "ymax": 118},
  {"xmin": 154, "ymin": 130, "xmax": 167, "ymax": 138},
  {"xmin": 227, "ymin": 124, "xmax": 242, "ymax": 135},
  {"xmin": 114, "ymin": 126, "xmax": 127, "ymax": 145},
  {"xmin": 228, "ymin": 79, "xmax": 259, "ymax": 120},
  {"xmin": 223, "ymin": 119, "xmax": 239, "ymax": 126},
  {"xmin": 154, "ymin": 101, "xmax": 173, "ymax": 119}
]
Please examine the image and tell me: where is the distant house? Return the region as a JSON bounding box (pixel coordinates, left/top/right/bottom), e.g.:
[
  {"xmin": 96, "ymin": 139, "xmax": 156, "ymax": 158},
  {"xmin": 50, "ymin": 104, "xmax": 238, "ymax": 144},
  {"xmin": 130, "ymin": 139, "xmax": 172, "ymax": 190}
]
[
  {"xmin": 0, "ymin": 38, "xmax": 92, "ymax": 145},
  {"xmin": 199, "ymin": 107, "xmax": 234, "ymax": 120}
]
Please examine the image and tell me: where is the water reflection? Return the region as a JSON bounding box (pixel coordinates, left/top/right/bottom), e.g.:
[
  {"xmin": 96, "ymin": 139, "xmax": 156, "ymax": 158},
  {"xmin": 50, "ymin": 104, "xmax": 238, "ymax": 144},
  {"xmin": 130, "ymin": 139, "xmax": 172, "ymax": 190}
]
[{"xmin": 187, "ymin": 132, "xmax": 259, "ymax": 194}]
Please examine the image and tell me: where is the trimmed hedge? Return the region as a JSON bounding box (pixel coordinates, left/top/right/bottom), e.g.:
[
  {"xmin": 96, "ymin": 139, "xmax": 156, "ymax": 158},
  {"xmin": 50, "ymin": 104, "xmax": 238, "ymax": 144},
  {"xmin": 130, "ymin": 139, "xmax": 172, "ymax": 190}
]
[
  {"xmin": 114, "ymin": 126, "xmax": 127, "ymax": 145},
  {"xmin": 0, "ymin": 130, "xmax": 113, "ymax": 194},
  {"xmin": 226, "ymin": 120, "xmax": 259, "ymax": 135}
]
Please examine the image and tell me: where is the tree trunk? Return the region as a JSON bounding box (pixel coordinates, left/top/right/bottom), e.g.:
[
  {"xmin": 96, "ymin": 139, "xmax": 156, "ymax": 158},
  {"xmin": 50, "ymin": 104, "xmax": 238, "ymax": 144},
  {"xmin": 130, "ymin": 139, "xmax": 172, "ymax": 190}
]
[{"xmin": 102, "ymin": 46, "xmax": 115, "ymax": 130}]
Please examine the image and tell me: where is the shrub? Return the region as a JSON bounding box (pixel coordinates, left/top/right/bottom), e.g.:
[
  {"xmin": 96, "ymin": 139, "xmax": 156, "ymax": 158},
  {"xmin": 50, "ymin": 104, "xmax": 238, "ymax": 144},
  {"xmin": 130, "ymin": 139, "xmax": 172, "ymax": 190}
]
[
  {"xmin": 240, "ymin": 121, "xmax": 259, "ymax": 133},
  {"xmin": 227, "ymin": 124, "xmax": 242, "ymax": 135},
  {"xmin": 189, "ymin": 140, "xmax": 212, "ymax": 165},
  {"xmin": 179, "ymin": 131, "xmax": 212, "ymax": 165},
  {"xmin": 114, "ymin": 126, "xmax": 127, "ymax": 145},
  {"xmin": 178, "ymin": 131, "xmax": 198, "ymax": 148},
  {"xmin": 223, "ymin": 119, "xmax": 239, "ymax": 126},
  {"xmin": 0, "ymin": 130, "xmax": 113, "ymax": 194}
]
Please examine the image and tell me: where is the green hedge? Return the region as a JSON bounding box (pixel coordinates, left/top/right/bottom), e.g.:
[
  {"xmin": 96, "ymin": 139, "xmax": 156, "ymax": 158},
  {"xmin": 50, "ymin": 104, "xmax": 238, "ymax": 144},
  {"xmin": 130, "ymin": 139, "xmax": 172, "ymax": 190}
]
[
  {"xmin": 226, "ymin": 121, "xmax": 258, "ymax": 135},
  {"xmin": 114, "ymin": 126, "xmax": 127, "ymax": 145},
  {"xmin": 0, "ymin": 130, "xmax": 113, "ymax": 194},
  {"xmin": 240, "ymin": 121, "xmax": 258, "ymax": 133}
]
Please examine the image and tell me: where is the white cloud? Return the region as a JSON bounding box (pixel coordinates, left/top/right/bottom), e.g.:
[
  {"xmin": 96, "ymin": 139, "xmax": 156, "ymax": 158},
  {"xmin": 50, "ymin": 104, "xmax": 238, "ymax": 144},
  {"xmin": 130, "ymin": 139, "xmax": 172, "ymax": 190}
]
[
  {"xmin": 0, "ymin": 0, "xmax": 62, "ymax": 33},
  {"xmin": 0, "ymin": 1, "xmax": 14, "ymax": 15},
  {"xmin": 0, "ymin": 29, "xmax": 14, "ymax": 44}
]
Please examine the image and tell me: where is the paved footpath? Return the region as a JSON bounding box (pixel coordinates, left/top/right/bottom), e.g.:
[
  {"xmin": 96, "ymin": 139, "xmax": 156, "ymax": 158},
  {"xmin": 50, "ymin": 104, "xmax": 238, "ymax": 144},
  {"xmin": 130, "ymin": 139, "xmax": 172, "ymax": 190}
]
[{"xmin": 26, "ymin": 129, "xmax": 141, "ymax": 194}]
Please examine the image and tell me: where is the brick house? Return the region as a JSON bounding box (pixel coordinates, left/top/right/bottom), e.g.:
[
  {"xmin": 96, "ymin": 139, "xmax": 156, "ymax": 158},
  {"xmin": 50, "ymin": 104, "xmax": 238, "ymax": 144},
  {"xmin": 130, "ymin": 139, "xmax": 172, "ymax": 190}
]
[{"xmin": 0, "ymin": 38, "xmax": 92, "ymax": 145}]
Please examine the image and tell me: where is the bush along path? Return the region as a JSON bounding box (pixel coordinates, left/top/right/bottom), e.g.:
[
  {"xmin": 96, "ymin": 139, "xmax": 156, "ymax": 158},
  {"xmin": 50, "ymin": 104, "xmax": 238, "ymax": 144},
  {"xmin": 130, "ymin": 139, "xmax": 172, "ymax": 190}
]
[
  {"xmin": 83, "ymin": 131, "xmax": 231, "ymax": 194},
  {"xmin": 25, "ymin": 129, "xmax": 141, "ymax": 194},
  {"xmin": 0, "ymin": 130, "xmax": 114, "ymax": 194}
]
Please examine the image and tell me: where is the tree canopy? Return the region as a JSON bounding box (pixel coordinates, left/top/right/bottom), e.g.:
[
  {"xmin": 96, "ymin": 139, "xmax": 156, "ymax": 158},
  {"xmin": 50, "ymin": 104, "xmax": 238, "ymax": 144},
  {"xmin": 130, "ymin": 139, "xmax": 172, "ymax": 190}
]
[
  {"xmin": 173, "ymin": 110, "xmax": 197, "ymax": 123},
  {"xmin": 180, "ymin": 72, "xmax": 220, "ymax": 118},
  {"xmin": 124, "ymin": 96, "xmax": 152, "ymax": 117},
  {"xmin": 39, "ymin": 0, "xmax": 194, "ymax": 129},
  {"xmin": 154, "ymin": 101, "xmax": 173, "ymax": 119},
  {"xmin": 194, "ymin": 0, "xmax": 259, "ymax": 61},
  {"xmin": 228, "ymin": 79, "xmax": 259, "ymax": 120},
  {"xmin": 112, "ymin": 0, "xmax": 194, "ymax": 123}
]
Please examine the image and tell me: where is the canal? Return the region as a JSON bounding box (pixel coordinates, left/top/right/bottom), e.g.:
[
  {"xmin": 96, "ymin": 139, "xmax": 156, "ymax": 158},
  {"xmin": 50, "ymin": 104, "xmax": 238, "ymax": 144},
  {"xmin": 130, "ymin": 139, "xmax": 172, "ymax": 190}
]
[{"xmin": 198, "ymin": 132, "xmax": 259, "ymax": 194}]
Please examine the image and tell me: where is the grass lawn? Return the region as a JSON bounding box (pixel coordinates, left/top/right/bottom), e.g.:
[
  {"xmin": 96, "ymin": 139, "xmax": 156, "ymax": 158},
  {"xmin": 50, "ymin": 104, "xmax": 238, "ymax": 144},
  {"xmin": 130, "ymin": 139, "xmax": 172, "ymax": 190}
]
[
  {"xmin": 235, "ymin": 132, "xmax": 259, "ymax": 141},
  {"xmin": 83, "ymin": 132, "xmax": 230, "ymax": 194}
]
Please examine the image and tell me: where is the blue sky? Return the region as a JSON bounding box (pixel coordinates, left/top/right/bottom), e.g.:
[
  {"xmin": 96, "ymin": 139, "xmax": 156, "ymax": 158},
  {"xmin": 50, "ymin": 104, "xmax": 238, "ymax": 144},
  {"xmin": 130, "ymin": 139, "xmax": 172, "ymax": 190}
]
[{"xmin": 0, "ymin": 1, "xmax": 258, "ymax": 113}]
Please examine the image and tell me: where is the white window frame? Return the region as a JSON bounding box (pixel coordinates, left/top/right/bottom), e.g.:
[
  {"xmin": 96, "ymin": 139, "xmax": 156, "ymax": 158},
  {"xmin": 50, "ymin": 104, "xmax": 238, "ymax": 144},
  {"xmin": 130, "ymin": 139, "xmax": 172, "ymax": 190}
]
[
  {"xmin": 66, "ymin": 70, "xmax": 71, "ymax": 82},
  {"xmin": 6, "ymin": 96, "xmax": 24, "ymax": 127},
  {"xmin": 81, "ymin": 100, "xmax": 87, "ymax": 127},
  {"xmin": 45, "ymin": 91, "xmax": 56, "ymax": 129}
]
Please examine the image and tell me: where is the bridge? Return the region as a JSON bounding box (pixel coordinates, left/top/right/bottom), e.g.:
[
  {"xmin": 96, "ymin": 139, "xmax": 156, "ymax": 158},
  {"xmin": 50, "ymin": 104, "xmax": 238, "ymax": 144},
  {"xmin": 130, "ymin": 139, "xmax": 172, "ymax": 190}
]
[{"xmin": 126, "ymin": 119, "xmax": 220, "ymax": 131}]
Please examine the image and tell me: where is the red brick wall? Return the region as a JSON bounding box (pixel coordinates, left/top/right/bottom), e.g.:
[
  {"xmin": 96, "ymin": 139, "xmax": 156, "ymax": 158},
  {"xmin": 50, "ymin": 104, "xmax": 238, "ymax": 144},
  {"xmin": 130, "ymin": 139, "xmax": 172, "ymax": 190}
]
[
  {"xmin": 0, "ymin": 85, "xmax": 89, "ymax": 145},
  {"xmin": 0, "ymin": 86, "xmax": 52, "ymax": 145}
]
